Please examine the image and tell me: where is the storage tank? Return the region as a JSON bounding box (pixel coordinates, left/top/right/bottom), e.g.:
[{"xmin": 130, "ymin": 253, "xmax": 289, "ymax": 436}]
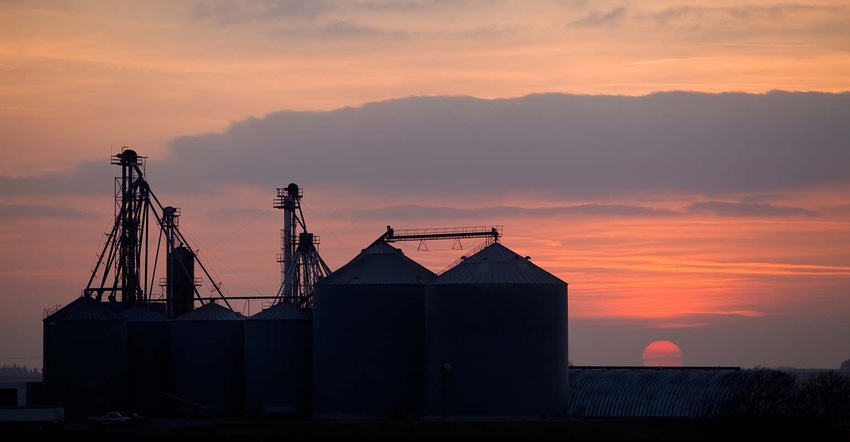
[
  {"xmin": 244, "ymin": 302, "xmax": 312, "ymax": 417},
  {"xmin": 424, "ymin": 242, "xmax": 568, "ymax": 418},
  {"xmin": 312, "ymin": 238, "xmax": 437, "ymax": 419},
  {"xmin": 169, "ymin": 301, "xmax": 245, "ymax": 416},
  {"xmin": 121, "ymin": 305, "xmax": 171, "ymax": 417},
  {"xmin": 42, "ymin": 296, "xmax": 128, "ymax": 416},
  {"xmin": 168, "ymin": 246, "xmax": 195, "ymax": 318}
]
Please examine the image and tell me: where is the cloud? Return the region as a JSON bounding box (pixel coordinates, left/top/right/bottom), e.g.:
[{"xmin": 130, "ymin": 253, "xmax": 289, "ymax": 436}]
[
  {"xmin": 568, "ymin": 6, "xmax": 627, "ymax": 27},
  {"xmin": 0, "ymin": 204, "xmax": 95, "ymax": 220},
  {"xmin": 312, "ymin": 20, "xmax": 388, "ymax": 38},
  {"xmin": 207, "ymin": 207, "xmax": 271, "ymax": 220},
  {"xmin": 157, "ymin": 90, "xmax": 850, "ymax": 198},
  {"xmin": 190, "ymin": 0, "xmax": 466, "ymax": 34},
  {"xmin": 823, "ymin": 204, "xmax": 850, "ymax": 215},
  {"xmin": 2, "ymin": 91, "xmax": 848, "ymax": 206},
  {"xmin": 0, "ymin": 160, "xmax": 113, "ymax": 197},
  {"xmin": 684, "ymin": 201, "xmax": 817, "ymax": 218},
  {"xmin": 263, "ymin": 18, "xmax": 408, "ymax": 41},
  {"xmin": 355, "ymin": 0, "xmax": 466, "ymax": 13},
  {"xmin": 192, "ymin": 0, "xmax": 335, "ymax": 25},
  {"xmin": 650, "ymin": 4, "xmax": 848, "ymax": 26},
  {"xmin": 337, "ymin": 203, "xmax": 678, "ymax": 222}
]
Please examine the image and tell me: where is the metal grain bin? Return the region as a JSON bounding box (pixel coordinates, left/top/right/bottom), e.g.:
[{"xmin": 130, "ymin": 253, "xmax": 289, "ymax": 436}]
[
  {"xmin": 424, "ymin": 242, "xmax": 568, "ymax": 419},
  {"xmin": 168, "ymin": 246, "xmax": 196, "ymax": 318},
  {"xmin": 312, "ymin": 238, "xmax": 437, "ymax": 419},
  {"xmin": 121, "ymin": 305, "xmax": 171, "ymax": 417},
  {"xmin": 42, "ymin": 296, "xmax": 128, "ymax": 416},
  {"xmin": 244, "ymin": 302, "xmax": 312, "ymax": 417},
  {"xmin": 169, "ymin": 301, "xmax": 245, "ymax": 416}
]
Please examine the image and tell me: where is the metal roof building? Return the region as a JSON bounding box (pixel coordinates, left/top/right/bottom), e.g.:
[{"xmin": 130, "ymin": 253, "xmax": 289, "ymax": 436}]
[
  {"xmin": 568, "ymin": 367, "xmax": 744, "ymax": 418},
  {"xmin": 244, "ymin": 301, "xmax": 312, "ymax": 417},
  {"xmin": 312, "ymin": 238, "xmax": 438, "ymax": 419},
  {"xmin": 42, "ymin": 296, "xmax": 129, "ymax": 416},
  {"xmin": 169, "ymin": 302, "xmax": 246, "ymax": 416},
  {"xmin": 424, "ymin": 242, "xmax": 569, "ymax": 419}
]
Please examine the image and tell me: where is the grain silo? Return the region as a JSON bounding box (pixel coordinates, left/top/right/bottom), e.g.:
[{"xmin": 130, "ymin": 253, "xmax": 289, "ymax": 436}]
[
  {"xmin": 312, "ymin": 238, "xmax": 437, "ymax": 419},
  {"xmin": 424, "ymin": 242, "xmax": 568, "ymax": 419},
  {"xmin": 169, "ymin": 301, "xmax": 245, "ymax": 416},
  {"xmin": 243, "ymin": 302, "xmax": 312, "ymax": 417},
  {"xmin": 121, "ymin": 305, "xmax": 171, "ymax": 417},
  {"xmin": 42, "ymin": 296, "xmax": 129, "ymax": 416}
]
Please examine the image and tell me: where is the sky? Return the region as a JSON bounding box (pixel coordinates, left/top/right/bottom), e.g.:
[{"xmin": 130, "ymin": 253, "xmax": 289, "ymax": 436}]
[{"xmin": 1, "ymin": 0, "xmax": 849, "ymax": 371}]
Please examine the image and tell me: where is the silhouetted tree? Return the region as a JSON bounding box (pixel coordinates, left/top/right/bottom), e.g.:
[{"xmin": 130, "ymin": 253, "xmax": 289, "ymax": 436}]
[
  {"xmin": 796, "ymin": 370, "xmax": 850, "ymax": 424},
  {"xmin": 839, "ymin": 359, "xmax": 850, "ymax": 371},
  {"xmin": 720, "ymin": 368, "xmax": 799, "ymax": 418},
  {"xmin": 0, "ymin": 364, "xmax": 41, "ymax": 380}
]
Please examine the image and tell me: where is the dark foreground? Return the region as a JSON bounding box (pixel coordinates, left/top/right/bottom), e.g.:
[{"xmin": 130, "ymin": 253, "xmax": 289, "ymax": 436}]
[{"xmin": 6, "ymin": 416, "xmax": 850, "ymax": 441}]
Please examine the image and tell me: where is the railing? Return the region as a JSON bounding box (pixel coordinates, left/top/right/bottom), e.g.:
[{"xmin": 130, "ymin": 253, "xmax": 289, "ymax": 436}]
[{"xmin": 385, "ymin": 225, "xmax": 502, "ymax": 242}]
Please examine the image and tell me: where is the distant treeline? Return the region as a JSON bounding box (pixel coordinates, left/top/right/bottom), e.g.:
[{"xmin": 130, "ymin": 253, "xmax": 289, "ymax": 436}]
[{"xmin": 0, "ymin": 364, "xmax": 41, "ymax": 380}]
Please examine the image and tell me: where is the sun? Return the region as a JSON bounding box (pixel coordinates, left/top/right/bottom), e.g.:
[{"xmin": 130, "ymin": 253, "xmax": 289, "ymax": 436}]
[{"xmin": 641, "ymin": 340, "xmax": 683, "ymax": 367}]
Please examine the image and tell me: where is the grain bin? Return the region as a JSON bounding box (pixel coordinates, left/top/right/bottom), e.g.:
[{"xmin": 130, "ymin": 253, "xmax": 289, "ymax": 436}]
[
  {"xmin": 42, "ymin": 296, "xmax": 128, "ymax": 415},
  {"xmin": 121, "ymin": 305, "xmax": 171, "ymax": 416},
  {"xmin": 169, "ymin": 301, "xmax": 245, "ymax": 416},
  {"xmin": 424, "ymin": 242, "xmax": 568, "ymax": 418},
  {"xmin": 312, "ymin": 238, "xmax": 437, "ymax": 419},
  {"xmin": 244, "ymin": 302, "xmax": 312, "ymax": 417}
]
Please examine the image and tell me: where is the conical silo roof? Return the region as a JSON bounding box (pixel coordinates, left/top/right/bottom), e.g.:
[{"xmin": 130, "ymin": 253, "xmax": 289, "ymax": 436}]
[
  {"xmin": 120, "ymin": 305, "xmax": 169, "ymax": 322},
  {"xmin": 43, "ymin": 295, "xmax": 126, "ymax": 321},
  {"xmin": 244, "ymin": 297, "xmax": 313, "ymax": 417},
  {"xmin": 42, "ymin": 295, "xmax": 129, "ymax": 416},
  {"xmin": 250, "ymin": 301, "xmax": 311, "ymax": 320},
  {"xmin": 424, "ymin": 242, "xmax": 569, "ymax": 418},
  {"xmin": 312, "ymin": 237, "xmax": 436, "ymax": 419},
  {"xmin": 318, "ymin": 238, "xmax": 437, "ymax": 285},
  {"xmin": 431, "ymin": 242, "xmax": 565, "ymax": 285},
  {"xmin": 172, "ymin": 301, "xmax": 245, "ymax": 321},
  {"xmin": 170, "ymin": 300, "xmax": 245, "ymax": 416}
]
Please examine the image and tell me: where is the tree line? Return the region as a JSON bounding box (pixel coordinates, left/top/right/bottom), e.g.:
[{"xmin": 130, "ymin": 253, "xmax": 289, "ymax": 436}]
[
  {"xmin": 720, "ymin": 367, "xmax": 850, "ymax": 425},
  {"xmin": 0, "ymin": 364, "xmax": 41, "ymax": 380}
]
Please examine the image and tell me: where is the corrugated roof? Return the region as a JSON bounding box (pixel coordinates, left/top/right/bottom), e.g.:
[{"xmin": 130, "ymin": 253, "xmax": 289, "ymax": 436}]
[
  {"xmin": 120, "ymin": 305, "xmax": 169, "ymax": 322},
  {"xmin": 318, "ymin": 238, "xmax": 437, "ymax": 285},
  {"xmin": 249, "ymin": 301, "xmax": 311, "ymax": 320},
  {"xmin": 430, "ymin": 242, "xmax": 565, "ymax": 285},
  {"xmin": 172, "ymin": 301, "xmax": 245, "ymax": 321},
  {"xmin": 42, "ymin": 296, "xmax": 126, "ymax": 321},
  {"xmin": 568, "ymin": 367, "xmax": 743, "ymax": 418}
]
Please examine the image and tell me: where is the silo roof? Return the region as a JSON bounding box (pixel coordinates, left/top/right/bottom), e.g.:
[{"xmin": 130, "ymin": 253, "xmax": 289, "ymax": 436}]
[
  {"xmin": 172, "ymin": 301, "xmax": 245, "ymax": 321},
  {"xmin": 249, "ymin": 301, "xmax": 311, "ymax": 320},
  {"xmin": 42, "ymin": 296, "xmax": 126, "ymax": 321},
  {"xmin": 430, "ymin": 242, "xmax": 565, "ymax": 285},
  {"xmin": 120, "ymin": 305, "xmax": 169, "ymax": 322},
  {"xmin": 318, "ymin": 238, "xmax": 437, "ymax": 285}
]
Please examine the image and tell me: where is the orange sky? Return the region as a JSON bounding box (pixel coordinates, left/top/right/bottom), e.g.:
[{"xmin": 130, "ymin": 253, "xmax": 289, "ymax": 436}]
[
  {"xmin": 3, "ymin": 1, "xmax": 850, "ymax": 175},
  {"xmin": 1, "ymin": 1, "xmax": 850, "ymax": 371}
]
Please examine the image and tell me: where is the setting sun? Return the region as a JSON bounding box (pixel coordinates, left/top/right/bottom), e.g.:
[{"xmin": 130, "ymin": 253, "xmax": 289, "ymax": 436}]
[{"xmin": 642, "ymin": 340, "xmax": 684, "ymax": 367}]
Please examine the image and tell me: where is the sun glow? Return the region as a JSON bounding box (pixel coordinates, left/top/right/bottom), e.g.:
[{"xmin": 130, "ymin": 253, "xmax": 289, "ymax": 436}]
[{"xmin": 642, "ymin": 340, "xmax": 684, "ymax": 367}]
